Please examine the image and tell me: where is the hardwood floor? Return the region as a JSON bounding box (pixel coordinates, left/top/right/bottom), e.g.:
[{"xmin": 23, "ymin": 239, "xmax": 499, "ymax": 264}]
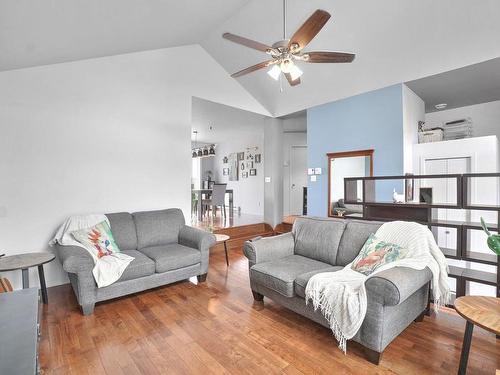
[
  {"xmin": 40, "ymin": 248, "xmax": 499, "ymax": 374},
  {"xmin": 192, "ymin": 212, "xmax": 264, "ymax": 231}
]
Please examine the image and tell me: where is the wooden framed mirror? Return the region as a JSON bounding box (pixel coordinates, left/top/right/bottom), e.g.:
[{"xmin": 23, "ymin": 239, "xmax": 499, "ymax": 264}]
[{"xmin": 327, "ymin": 149, "xmax": 373, "ymax": 217}]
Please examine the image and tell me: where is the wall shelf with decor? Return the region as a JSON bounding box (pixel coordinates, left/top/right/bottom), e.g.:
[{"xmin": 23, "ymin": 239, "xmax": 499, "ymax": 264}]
[{"xmin": 343, "ymin": 173, "xmax": 500, "ymax": 299}]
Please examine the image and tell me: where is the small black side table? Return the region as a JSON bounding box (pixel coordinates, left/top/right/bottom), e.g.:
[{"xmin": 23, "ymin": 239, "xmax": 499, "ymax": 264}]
[{"xmin": 0, "ymin": 252, "xmax": 55, "ymax": 304}]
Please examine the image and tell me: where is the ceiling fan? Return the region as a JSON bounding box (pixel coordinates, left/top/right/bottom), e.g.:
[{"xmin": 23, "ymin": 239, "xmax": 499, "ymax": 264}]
[{"xmin": 222, "ymin": 1, "xmax": 355, "ymax": 87}]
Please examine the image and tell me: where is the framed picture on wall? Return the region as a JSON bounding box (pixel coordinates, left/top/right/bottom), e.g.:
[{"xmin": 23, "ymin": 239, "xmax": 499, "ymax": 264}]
[
  {"xmin": 223, "ymin": 168, "xmax": 229, "ymax": 176},
  {"xmin": 242, "ymin": 172, "xmax": 248, "ymax": 178},
  {"xmin": 255, "ymin": 154, "xmax": 261, "ymax": 163},
  {"xmin": 246, "ymin": 161, "xmax": 253, "ymax": 168},
  {"xmin": 237, "ymin": 152, "xmax": 245, "ymax": 161},
  {"xmin": 250, "ymin": 169, "xmax": 257, "ymax": 176}
]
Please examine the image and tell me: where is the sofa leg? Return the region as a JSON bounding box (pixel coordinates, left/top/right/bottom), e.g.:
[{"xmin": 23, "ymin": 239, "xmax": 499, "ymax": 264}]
[
  {"xmin": 364, "ymin": 347, "xmax": 382, "ymax": 365},
  {"xmin": 81, "ymin": 302, "xmax": 95, "ymax": 316},
  {"xmin": 414, "ymin": 310, "xmax": 425, "ymax": 322},
  {"xmin": 197, "ymin": 273, "xmax": 207, "ymax": 282},
  {"xmin": 252, "ymin": 291, "xmax": 264, "ymax": 302}
]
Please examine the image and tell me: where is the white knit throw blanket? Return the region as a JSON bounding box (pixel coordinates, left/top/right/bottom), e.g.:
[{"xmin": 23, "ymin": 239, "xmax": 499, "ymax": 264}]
[{"xmin": 305, "ymin": 221, "xmax": 451, "ymax": 353}]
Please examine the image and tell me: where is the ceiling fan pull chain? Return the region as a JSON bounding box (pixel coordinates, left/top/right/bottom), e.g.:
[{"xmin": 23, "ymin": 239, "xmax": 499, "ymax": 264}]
[{"xmin": 283, "ymin": 0, "xmax": 287, "ymax": 40}]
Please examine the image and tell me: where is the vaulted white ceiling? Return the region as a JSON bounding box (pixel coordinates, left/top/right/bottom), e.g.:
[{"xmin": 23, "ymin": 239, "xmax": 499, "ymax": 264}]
[
  {"xmin": 1, "ymin": 0, "xmax": 500, "ymax": 117},
  {"xmin": 202, "ymin": 0, "xmax": 500, "ymax": 116},
  {"xmin": 0, "ymin": 0, "xmax": 250, "ymax": 71}
]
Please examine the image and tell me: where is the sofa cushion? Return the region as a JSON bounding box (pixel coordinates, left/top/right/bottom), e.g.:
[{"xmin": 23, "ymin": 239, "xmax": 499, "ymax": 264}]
[
  {"xmin": 139, "ymin": 244, "xmax": 200, "ymax": 273},
  {"xmin": 133, "ymin": 208, "xmax": 185, "ymax": 249},
  {"xmin": 292, "ymin": 217, "xmax": 346, "ymax": 265},
  {"xmin": 336, "ymin": 220, "xmax": 383, "ymax": 266},
  {"xmin": 118, "ymin": 250, "xmax": 155, "ymax": 282},
  {"xmin": 250, "ymin": 255, "xmax": 332, "ymax": 297},
  {"xmin": 106, "ymin": 212, "xmax": 138, "ymax": 250},
  {"xmin": 294, "ymin": 266, "xmax": 343, "ymax": 298}
]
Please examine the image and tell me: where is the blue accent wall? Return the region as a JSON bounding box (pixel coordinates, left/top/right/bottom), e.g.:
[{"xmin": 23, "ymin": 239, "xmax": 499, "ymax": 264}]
[{"xmin": 307, "ymin": 84, "xmax": 404, "ymax": 216}]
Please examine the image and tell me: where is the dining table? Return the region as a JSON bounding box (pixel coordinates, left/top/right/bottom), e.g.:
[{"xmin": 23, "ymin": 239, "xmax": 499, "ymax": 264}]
[{"xmin": 192, "ymin": 189, "xmax": 234, "ymax": 221}]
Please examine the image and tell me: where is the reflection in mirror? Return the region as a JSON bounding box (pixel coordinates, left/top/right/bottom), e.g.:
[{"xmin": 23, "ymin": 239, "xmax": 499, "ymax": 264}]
[{"xmin": 328, "ymin": 150, "xmax": 373, "ymax": 217}]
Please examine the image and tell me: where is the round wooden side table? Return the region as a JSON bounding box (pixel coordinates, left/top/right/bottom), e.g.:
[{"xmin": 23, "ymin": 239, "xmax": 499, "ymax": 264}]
[
  {"xmin": 0, "ymin": 252, "xmax": 55, "ymax": 304},
  {"xmin": 214, "ymin": 234, "xmax": 230, "ymax": 266},
  {"xmin": 454, "ymin": 296, "xmax": 500, "ymax": 375}
]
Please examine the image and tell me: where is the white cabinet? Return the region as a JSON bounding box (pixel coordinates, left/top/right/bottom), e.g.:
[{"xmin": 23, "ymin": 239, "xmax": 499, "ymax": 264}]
[{"xmin": 414, "ymin": 136, "xmax": 499, "ymax": 297}]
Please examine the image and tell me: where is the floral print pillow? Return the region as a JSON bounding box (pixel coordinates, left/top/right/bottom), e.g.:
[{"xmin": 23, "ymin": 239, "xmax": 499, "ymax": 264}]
[
  {"xmin": 71, "ymin": 221, "xmax": 121, "ymax": 261},
  {"xmin": 351, "ymin": 234, "xmax": 408, "ymax": 275}
]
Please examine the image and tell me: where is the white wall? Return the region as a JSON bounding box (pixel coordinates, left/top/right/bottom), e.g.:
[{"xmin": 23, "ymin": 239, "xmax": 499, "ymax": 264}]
[
  {"xmin": 425, "ymin": 100, "xmax": 500, "ymax": 140},
  {"xmin": 0, "ymin": 44, "xmax": 269, "ymax": 289},
  {"xmin": 191, "ymin": 98, "xmax": 266, "ymax": 215},
  {"xmin": 283, "ymin": 114, "xmax": 307, "ymax": 132},
  {"xmin": 264, "ymin": 118, "xmax": 284, "ymax": 226},
  {"xmin": 402, "ymin": 84, "xmax": 425, "ymax": 173},
  {"xmin": 213, "ymin": 138, "xmax": 264, "ymax": 215},
  {"xmin": 413, "ymin": 135, "xmax": 499, "ymax": 225}
]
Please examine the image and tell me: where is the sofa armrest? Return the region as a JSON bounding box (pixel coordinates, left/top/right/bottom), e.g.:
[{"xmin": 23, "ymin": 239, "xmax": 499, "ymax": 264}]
[
  {"xmin": 178, "ymin": 226, "xmax": 216, "ymax": 253},
  {"xmin": 55, "ymin": 244, "xmax": 94, "ymax": 274},
  {"xmin": 365, "ymin": 267, "xmax": 432, "ymax": 306},
  {"xmin": 243, "ymin": 232, "xmax": 294, "ymax": 264}
]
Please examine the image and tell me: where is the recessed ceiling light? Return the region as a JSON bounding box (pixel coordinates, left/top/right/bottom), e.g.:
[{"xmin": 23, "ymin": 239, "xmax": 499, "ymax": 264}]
[{"xmin": 435, "ymin": 103, "xmax": 448, "ymax": 110}]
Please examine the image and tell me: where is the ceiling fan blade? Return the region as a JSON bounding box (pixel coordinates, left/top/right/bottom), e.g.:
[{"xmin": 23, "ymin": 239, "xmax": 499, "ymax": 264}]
[
  {"xmin": 284, "ymin": 73, "xmax": 301, "ymax": 86},
  {"xmin": 305, "ymin": 51, "xmax": 355, "ymax": 63},
  {"xmin": 231, "ymin": 60, "xmax": 275, "ymax": 78},
  {"xmin": 223, "ymin": 33, "xmax": 272, "ymax": 53},
  {"xmin": 288, "ymin": 10, "xmax": 331, "ymax": 52}
]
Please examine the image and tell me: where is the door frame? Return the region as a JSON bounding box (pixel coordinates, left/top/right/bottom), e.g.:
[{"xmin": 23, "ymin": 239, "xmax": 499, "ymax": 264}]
[{"xmin": 326, "ymin": 149, "xmax": 374, "ymax": 217}]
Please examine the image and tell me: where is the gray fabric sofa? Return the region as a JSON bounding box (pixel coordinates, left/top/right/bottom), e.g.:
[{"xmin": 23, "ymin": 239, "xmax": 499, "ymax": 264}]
[
  {"xmin": 56, "ymin": 208, "xmax": 215, "ymax": 315},
  {"xmin": 243, "ymin": 217, "xmax": 431, "ymax": 364},
  {"xmin": 332, "ymin": 198, "xmax": 363, "ymax": 216}
]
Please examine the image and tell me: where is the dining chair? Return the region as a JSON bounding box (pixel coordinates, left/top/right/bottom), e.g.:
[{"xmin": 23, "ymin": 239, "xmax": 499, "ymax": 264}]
[{"xmin": 203, "ymin": 183, "xmax": 227, "ymax": 219}]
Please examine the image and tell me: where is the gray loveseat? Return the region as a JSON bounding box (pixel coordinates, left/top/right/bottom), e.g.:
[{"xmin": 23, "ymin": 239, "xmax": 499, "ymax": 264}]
[
  {"xmin": 243, "ymin": 217, "xmax": 431, "ymax": 364},
  {"xmin": 56, "ymin": 208, "xmax": 215, "ymax": 315}
]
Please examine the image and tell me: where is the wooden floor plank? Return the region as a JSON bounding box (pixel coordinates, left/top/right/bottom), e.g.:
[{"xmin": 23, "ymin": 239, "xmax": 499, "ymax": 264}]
[{"xmin": 40, "ymin": 246, "xmax": 500, "ymax": 374}]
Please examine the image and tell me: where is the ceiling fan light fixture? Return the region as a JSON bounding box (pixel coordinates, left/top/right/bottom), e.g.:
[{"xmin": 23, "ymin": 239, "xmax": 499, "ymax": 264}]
[
  {"xmin": 288, "ymin": 63, "xmax": 303, "ymax": 81},
  {"xmin": 223, "ymin": 8, "xmax": 354, "ymax": 88},
  {"xmin": 267, "ymin": 65, "xmax": 281, "ymax": 80}
]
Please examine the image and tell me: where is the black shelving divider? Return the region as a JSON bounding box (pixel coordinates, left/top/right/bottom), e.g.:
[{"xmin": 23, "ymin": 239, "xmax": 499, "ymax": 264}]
[{"xmin": 343, "ymin": 173, "xmax": 500, "ymax": 299}]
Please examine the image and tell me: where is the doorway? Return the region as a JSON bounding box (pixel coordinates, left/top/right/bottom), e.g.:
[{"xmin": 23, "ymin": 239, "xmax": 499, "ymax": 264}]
[{"xmin": 289, "ymin": 146, "xmax": 308, "ymax": 215}]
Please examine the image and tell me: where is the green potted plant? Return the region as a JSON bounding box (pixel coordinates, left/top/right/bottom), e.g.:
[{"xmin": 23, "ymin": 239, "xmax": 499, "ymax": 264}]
[{"xmin": 480, "ymin": 217, "xmax": 500, "ymax": 255}]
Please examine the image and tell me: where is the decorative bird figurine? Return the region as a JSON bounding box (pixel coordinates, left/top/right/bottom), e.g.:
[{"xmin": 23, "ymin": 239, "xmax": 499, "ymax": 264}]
[
  {"xmin": 480, "ymin": 217, "xmax": 500, "ymax": 256},
  {"xmin": 392, "ymin": 189, "xmax": 405, "ymax": 203}
]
